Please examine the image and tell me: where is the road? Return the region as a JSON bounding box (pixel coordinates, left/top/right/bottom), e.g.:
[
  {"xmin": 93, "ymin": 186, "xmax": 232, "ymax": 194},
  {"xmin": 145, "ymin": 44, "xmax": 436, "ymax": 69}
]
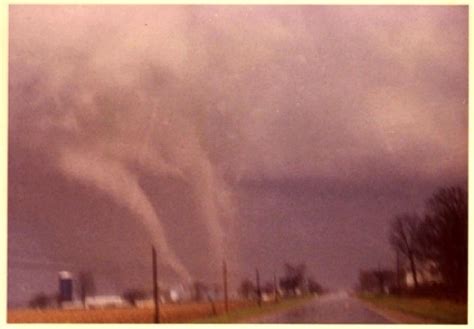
[{"xmin": 250, "ymin": 292, "xmax": 393, "ymax": 324}]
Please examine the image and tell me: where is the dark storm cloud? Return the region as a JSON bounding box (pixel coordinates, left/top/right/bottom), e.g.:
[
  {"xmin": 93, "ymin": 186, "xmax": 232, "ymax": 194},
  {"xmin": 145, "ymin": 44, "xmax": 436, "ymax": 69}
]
[
  {"xmin": 8, "ymin": 5, "xmax": 467, "ymax": 303},
  {"xmin": 9, "ymin": 6, "xmax": 467, "ymax": 180}
]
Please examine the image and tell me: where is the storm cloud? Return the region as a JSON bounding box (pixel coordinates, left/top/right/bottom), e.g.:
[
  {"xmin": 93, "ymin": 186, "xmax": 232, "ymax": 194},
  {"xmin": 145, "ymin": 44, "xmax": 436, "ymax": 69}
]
[{"xmin": 8, "ymin": 5, "xmax": 467, "ymax": 305}]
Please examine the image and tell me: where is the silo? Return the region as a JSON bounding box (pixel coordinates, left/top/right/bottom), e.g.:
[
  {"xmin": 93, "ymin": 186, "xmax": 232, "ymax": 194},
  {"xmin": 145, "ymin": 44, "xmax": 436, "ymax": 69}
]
[{"xmin": 58, "ymin": 271, "xmax": 73, "ymax": 304}]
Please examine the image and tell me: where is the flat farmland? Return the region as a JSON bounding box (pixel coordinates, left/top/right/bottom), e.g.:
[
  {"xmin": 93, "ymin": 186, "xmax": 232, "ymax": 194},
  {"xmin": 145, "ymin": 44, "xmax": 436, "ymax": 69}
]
[{"xmin": 8, "ymin": 300, "xmax": 253, "ymax": 323}]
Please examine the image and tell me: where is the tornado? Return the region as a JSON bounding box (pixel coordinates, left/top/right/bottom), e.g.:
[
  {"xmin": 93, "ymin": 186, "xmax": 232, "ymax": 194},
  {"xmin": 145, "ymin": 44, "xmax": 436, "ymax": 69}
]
[{"xmin": 58, "ymin": 148, "xmax": 192, "ymax": 282}]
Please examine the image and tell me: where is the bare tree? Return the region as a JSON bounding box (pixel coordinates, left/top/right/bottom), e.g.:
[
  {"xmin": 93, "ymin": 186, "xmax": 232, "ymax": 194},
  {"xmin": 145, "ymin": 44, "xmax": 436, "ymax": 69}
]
[
  {"xmin": 261, "ymin": 282, "xmax": 275, "ymax": 295},
  {"xmin": 419, "ymin": 186, "xmax": 467, "ymax": 297},
  {"xmin": 238, "ymin": 279, "xmax": 256, "ymax": 300},
  {"xmin": 389, "ymin": 213, "xmax": 420, "ymax": 289},
  {"xmin": 358, "ymin": 269, "xmax": 395, "ymax": 294},
  {"xmin": 279, "ymin": 263, "xmax": 306, "ymax": 295}
]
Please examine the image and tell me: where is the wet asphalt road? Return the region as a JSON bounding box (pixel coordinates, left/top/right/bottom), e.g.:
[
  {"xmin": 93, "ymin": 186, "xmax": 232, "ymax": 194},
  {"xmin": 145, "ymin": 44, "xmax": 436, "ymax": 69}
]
[{"xmin": 250, "ymin": 292, "xmax": 393, "ymax": 324}]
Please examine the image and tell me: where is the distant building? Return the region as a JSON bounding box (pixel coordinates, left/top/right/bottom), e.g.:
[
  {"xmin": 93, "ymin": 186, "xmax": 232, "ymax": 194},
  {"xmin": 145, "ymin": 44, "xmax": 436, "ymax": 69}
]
[
  {"xmin": 85, "ymin": 295, "xmax": 129, "ymax": 309},
  {"xmin": 61, "ymin": 301, "xmax": 84, "ymax": 310},
  {"xmin": 135, "ymin": 298, "xmax": 154, "ymax": 308},
  {"xmin": 405, "ymin": 261, "xmax": 442, "ymax": 287}
]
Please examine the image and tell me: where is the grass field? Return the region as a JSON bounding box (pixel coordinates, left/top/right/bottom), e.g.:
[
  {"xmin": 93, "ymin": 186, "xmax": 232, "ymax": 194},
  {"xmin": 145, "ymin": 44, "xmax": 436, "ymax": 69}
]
[
  {"xmin": 8, "ymin": 300, "xmax": 253, "ymax": 323},
  {"xmin": 193, "ymin": 295, "xmax": 313, "ymax": 323},
  {"xmin": 358, "ymin": 293, "xmax": 467, "ymax": 324}
]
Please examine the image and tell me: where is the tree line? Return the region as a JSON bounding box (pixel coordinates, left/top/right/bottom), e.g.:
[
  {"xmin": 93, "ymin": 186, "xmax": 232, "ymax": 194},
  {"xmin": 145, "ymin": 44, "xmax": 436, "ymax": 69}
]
[
  {"xmin": 29, "ymin": 262, "xmax": 325, "ymax": 309},
  {"xmin": 389, "ymin": 185, "xmax": 467, "ymax": 299},
  {"xmin": 238, "ymin": 263, "xmax": 324, "ymax": 300}
]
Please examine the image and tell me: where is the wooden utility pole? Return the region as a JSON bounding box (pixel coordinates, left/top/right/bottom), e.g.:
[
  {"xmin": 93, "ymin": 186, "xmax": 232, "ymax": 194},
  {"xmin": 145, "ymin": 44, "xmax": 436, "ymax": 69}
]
[
  {"xmin": 273, "ymin": 273, "xmax": 278, "ymax": 303},
  {"xmin": 256, "ymin": 268, "xmax": 262, "ymax": 307},
  {"xmin": 396, "ymin": 250, "xmax": 401, "ymax": 291},
  {"xmin": 223, "ymin": 260, "xmax": 229, "ymax": 313},
  {"xmin": 152, "ymin": 246, "xmax": 160, "ymax": 323}
]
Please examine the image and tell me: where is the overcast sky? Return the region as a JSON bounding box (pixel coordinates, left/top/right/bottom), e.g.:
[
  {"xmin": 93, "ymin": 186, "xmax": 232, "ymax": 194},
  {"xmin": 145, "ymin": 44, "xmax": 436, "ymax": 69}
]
[{"xmin": 8, "ymin": 5, "xmax": 467, "ymax": 305}]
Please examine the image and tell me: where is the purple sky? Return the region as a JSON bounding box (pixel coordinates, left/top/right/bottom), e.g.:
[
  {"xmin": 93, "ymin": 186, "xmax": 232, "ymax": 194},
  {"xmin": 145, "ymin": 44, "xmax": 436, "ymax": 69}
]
[{"xmin": 8, "ymin": 5, "xmax": 467, "ymax": 306}]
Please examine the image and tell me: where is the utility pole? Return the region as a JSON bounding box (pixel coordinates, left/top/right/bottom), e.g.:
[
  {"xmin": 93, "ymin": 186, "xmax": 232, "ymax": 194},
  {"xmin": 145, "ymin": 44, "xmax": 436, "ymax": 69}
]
[
  {"xmin": 223, "ymin": 260, "xmax": 229, "ymax": 313},
  {"xmin": 256, "ymin": 268, "xmax": 262, "ymax": 307},
  {"xmin": 273, "ymin": 273, "xmax": 279, "ymax": 303},
  {"xmin": 152, "ymin": 246, "xmax": 160, "ymax": 323},
  {"xmin": 396, "ymin": 250, "xmax": 401, "ymax": 292}
]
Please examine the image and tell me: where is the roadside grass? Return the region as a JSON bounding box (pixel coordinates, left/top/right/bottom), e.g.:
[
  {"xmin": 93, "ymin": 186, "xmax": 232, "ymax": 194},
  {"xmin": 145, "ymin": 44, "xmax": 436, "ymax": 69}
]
[
  {"xmin": 193, "ymin": 295, "xmax": 314, "ymax": 323},
  {"xmin": 358, "ymin": 293, "xmax": 467, "ymax": 324}
]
